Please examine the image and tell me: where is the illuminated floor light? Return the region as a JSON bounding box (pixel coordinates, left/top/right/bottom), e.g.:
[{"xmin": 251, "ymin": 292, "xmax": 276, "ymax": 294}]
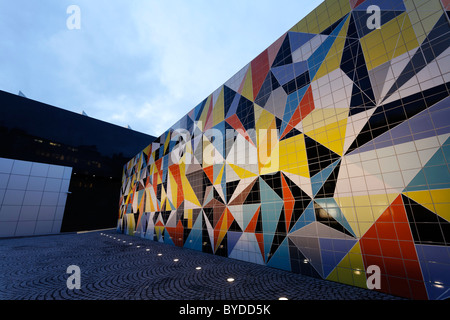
[
  {"xmin": 157, "ymin": 253, "xmax": 162, "ymax": 256},
  {"xmin": 278, "ymin": 297, "xmax": 288, "ymax": 301},
  {"xmin": 227, "ymin": 278, "xmax": 235, "ymax": 283},
  {"xmin": 146, "ymin": 249, "xmax": 150, "ymax": 252},
  {"xmin": 195, "ymin": 267, "xmax": 202, "ymax": 270},
  {"xmin": 173, "ymin": 259, "xmax": 179, "ymax": 262}
]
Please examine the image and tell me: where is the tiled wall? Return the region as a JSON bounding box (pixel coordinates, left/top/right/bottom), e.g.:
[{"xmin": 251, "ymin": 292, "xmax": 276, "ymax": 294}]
[
  {"xmin": 118, "ymin": 0, "xmax": 450, "ymax": 300},
  {"xmin": 0, "ymin": 158, "xmax": 72, "ymax": 237}
]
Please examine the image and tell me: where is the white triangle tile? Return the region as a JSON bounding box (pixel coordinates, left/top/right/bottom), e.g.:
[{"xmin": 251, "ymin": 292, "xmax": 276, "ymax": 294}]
[
  {"xmin": 282, "ymin": 171, "xmax": 313, "ymax": 199},
  {"xmin": 224, "ymin": 63, "xmax": 250, "ymax": 93},
  {"xmin": 203, "ymin": 210, "xmax": 214, "ymax": 247},
  {"xmin": 342, "ymin": 108, "xmax": 376, "ymax": 154},
  {"xmin": 228, "ymin": 205, "xmax": 244, "ymax": 231}
]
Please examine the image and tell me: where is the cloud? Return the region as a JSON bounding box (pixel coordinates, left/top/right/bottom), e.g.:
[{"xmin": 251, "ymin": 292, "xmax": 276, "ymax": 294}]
[{"xmin": 0, "ymin": 0, "xmax": 324, "ymax": 138}]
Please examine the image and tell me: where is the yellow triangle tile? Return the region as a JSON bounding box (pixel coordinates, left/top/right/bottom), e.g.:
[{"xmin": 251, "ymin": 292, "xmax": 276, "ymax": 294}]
[
  {"xmin": 164, "ymin": 133, "xmax": 171, "ymax": 154},
  {"xmin": 360, "ymin": 12, "xmax": 419, "ymax": 71},
  {"xmin": 229, "ymin": 163, "xmax": 257, "ymax": 179},
  {"xmin": 145, "ymin": 189, "xmax": 153, "ymax": 212},
  {"xmin": 181, "ymin": 174, "xmax": 201, "ymax": 207},
  {"xmin": 258, "ymin": 118, "xmax": 280, "ymax": 175},
  {"xmin": 143, "ymin": 144, "xmax": 151, "ymax": 158},
  {"xmin": 433, "ymin": 203, "xmax": 450, "ymax": 222},
  {"xmin": 326, "ymin": 268, "xmax": 340, "ymax": 283},
  {"xmin": 305, "ymin": 118, "xmax": 348, "ymax": 156},
  {"xmin": 405, "ymin": 0, "xmax": 442, "ymax": 45},
  {"xmin": 405, "ymin": 189, "xmax": 450, "ymax": 221},
  {"xmin": 213, "ymin": 87, "xmax": 225, "ymax": 127},
  {"xmin": 198, "ymin": 95, "xmax": 212, "ymax": 130},
  {"xmin": 256, "ymin": 107, "xmax": 275, "ymax": 133},
  {"xmin": 347, "ymin": 241, "xmax": 365, "ymax": 270},
  {"xmin": 214, "ymin": 164, "xmax": 225, "ymax": 185},
  {"xmin": 334, "ymin": 194, "xmax": 398, "ymax": 237},
  {"xmin": 241, "ymin": 65, "xmax": 254, "ymax": 101},
  {"xmin": 403, "ymin": 190, "xmax": 433, "ymax": 210},
  {"xmin": 326, "ymin": 241, "xmax": 367, "ymax": 288},
  {"xmin": 160, "ymin": 185, "xmax": 167, "ymax": 204},
  {"xmin": 278, "ymin": 134, "xmax": 310, "ymax": 178}
]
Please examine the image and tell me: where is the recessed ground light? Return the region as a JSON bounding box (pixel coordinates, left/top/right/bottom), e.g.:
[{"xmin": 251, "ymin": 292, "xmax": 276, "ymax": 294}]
[
  {"xmin": 136, "ymin": 246, "xmax": 140, "ymax": 248},
  {"xmin": 278, "ymin": 297, "xmax": 288, "ymax": 300},
  {"xmin": 195, "ymin": 267, "xmax": 202, "ymax": 270},
  {"xmin": 146, "ymin": 249, "xmax": 150, "ymax": 252},
  {"xmin": 303, "ymin": 259, "xmax": 309, "ymax": 264},
  {"xmin": 227, "ymin": 278, "xmax": 235, "ymax": 283},
  {"xmin": 173, "ymin": 259, "xmax": 179, "ymax": 262},
  {"xmin": 157, "ymin": 253, "xmax": 162, "ymax": 256},
  {"xmin": 129, "ymin": 243, "xmax": 133, "ymax": 245}
]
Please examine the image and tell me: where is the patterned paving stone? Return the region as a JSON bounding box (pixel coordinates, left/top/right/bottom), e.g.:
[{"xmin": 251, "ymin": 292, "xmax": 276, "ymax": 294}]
[{"xmin": 0, "ymin": 230, "xmax": 405, "ymax": 300}]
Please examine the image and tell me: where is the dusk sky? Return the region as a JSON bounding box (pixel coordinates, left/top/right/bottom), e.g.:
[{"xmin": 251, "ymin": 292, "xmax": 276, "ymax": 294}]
[{"xmin": 0, "ymin": 0, "xmax": 323, "ymax": 137}]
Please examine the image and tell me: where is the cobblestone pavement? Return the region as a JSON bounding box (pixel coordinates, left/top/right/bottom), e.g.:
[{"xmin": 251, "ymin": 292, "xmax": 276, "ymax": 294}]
[{"xmin": 0, "ymin": 229, "xmax": 405, "ymax": 300}]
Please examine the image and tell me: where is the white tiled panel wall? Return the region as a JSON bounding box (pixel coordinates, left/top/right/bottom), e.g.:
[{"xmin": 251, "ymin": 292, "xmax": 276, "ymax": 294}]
[{"xmin": 0, "ymin": 157, "xmax": 72, "ymax": 237}]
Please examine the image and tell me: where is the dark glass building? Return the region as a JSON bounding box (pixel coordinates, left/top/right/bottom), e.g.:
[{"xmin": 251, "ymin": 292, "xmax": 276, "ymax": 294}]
[{"xmin": 0, "ymin": 90, "xmax": 155, "ymax": 232}]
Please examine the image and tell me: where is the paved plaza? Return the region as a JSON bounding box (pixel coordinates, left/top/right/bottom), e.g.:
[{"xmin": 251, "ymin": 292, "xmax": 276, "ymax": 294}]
[{"xmin": 0, "ymin": 229, "xmax": 404, "ymax": 300}]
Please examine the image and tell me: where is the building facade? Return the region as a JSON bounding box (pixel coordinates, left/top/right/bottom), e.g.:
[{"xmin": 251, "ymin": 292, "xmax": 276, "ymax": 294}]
[
  {"xmin": 0, "ymin": 90, "xmax": 155, "ymax": 234},
  {"xmin": 118, "ymin": 0, "xmax": 450, "ymax": 300},
  {"xmin": 0, "ymin": 157, "xmax": 71, "ymax": 237}
]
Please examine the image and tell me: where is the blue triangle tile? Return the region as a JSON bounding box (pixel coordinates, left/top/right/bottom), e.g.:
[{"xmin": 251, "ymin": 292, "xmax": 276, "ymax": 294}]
[{"xmin": 311, "ymin": 159, "xmax": 341, "ymax": 196}]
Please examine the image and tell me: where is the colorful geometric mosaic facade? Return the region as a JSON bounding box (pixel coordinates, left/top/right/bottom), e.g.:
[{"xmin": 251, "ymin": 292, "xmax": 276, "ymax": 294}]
[{"xmin": 118, "ymin": 0, "xmax": 450, "ymax": 300}]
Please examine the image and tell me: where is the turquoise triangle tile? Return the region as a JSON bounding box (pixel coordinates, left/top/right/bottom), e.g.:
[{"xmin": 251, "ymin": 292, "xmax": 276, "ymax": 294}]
[
  {"xmin": 289, "ymin": 201, "xmax": 315, "ymax": 233},
  {"xmin": 266, "ymin": 237, "xmax": 291, "ymax": 271},
  {"xmin": 184, "ymin": 227, "xmax": 202, "ymax": 251},
  {"xmin": 221, "ymin": 166, "xmax": 227, "ymax": 203},
  {"xmin": 242, "ymin": 204, "xmax": 261, "ymax": 232},
  {"xmin": 314, "ymin": 198, "xmax": 356, "ymax": 237},
  {"xmin": 280, "ymin": 85, "xmax": 309, "ymax": 137},
  {"xmin": 260, "ymin": 177, "xmax": 283, "ymax": 258},
  {"xmin": 404, "ymin": 138, "xmax": 450, "ymax": 192},
  {"xmin": 163, "ymin": 229, "xmax": 175, "ymax": 246}
]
